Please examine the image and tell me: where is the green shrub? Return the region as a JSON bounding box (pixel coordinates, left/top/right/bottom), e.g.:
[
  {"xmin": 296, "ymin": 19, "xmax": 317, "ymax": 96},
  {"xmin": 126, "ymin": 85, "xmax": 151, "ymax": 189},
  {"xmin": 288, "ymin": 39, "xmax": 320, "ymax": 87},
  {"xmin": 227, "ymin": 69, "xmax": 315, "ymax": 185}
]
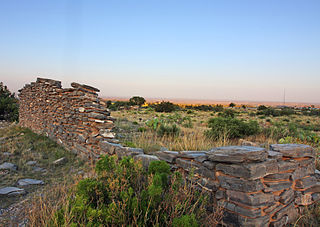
[
  {"xmin": 157, "ymin": 124, "xmax": 181, "ymax": 137},
  {"xmin": 206, "ymin": 117, "xmax": 260, "ymax": 140},
  {"xmin": 138, "ymin": 127, "xmax": 147, "ymax": 132},
  {"xmin": 129, "ymin": 96, "xmax": 146, "ymax": 106},
  {"xmin": 0, "ymin": 82, "xmax": 19, "ymax": 121},
  {"xmin": 218, "ymin": 109, "xmax": 236, "ymax": 118},
  {"xmin": 53, "ymin": 156, "xmax": 214, "ymax": 226},
  {"xmin": 154, "ymin": 101, "xmax": 177, "ymax": 112}
]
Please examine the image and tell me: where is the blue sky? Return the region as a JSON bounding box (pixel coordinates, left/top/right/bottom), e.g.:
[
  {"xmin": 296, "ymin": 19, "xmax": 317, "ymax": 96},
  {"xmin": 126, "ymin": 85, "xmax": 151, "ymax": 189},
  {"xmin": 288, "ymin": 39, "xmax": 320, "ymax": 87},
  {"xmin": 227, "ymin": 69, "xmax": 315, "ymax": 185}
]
[{"xmin": 1, "ymin": 0, "xmax": 319, "ymax": 103}]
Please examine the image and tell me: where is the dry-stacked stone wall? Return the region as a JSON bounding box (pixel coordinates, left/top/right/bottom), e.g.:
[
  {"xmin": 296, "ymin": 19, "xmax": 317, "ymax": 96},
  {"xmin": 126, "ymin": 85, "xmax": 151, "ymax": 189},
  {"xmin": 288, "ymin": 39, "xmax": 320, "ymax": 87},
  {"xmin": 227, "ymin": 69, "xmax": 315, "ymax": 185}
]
[
  {"xmin": 154, "ymin": 144, "xmax": 320, "ymax": 226},
  {"xmin": 18, "ymin": 78, "xmax": 119, "ymax": 158},
  {"xmin": 19, "ymin": 78, "xmax": 320, "ymax": 226}
]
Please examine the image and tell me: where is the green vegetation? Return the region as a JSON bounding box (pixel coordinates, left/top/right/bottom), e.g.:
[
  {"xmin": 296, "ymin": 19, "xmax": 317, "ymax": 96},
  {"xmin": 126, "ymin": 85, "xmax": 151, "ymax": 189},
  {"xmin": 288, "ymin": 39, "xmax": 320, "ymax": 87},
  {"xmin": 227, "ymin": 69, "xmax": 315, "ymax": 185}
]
[
  {"xmin": 51, "ymin": 156, "xmax": 219, "ymax": 226},
  {"xmin": 206, "ymin": 117, "xmax": 260, "ymax": 140},
  {"xmin": 0, "ymin": 82, "xmax": 19, "ymax": 121},
  {"xmin": 153, "ymin": 101, "xmax": 178, "ymax": 113},
  {"xmin": 129, "ymin": 96, "xmax": 146, "ymax": 106}
]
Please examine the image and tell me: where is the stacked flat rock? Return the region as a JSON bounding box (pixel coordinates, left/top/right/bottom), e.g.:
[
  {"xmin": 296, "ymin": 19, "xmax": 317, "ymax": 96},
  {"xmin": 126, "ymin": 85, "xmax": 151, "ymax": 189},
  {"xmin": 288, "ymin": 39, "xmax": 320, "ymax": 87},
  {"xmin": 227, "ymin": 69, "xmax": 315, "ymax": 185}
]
[
  {"xmin": 154, "ymin": 145, "xmax": 319, "ymax": 227},
  {"xmin": 18, "ymin": 78, "xmax": 119, "ymax": 158}
]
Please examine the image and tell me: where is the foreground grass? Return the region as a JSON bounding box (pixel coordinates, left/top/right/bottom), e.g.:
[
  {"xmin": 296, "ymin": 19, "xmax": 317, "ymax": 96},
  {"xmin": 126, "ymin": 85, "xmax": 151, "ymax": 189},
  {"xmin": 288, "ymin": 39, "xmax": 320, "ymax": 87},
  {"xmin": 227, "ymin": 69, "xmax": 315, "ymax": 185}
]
[
  {"xmin": 28, "ymin": 155, "xmax": 223, "ymax": 226},
  {"xmin": 0, "ymin": 125, "xmax": 89, "ymax": 225}
]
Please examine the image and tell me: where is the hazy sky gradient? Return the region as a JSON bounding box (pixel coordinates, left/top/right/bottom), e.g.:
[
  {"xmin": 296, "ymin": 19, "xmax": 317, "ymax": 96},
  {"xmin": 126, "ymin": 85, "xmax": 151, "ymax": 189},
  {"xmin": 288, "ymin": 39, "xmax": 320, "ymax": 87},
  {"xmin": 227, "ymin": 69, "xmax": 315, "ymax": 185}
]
[{"xmin": 1, "ymin": 0, "xmax": 319, "ymax": 103}]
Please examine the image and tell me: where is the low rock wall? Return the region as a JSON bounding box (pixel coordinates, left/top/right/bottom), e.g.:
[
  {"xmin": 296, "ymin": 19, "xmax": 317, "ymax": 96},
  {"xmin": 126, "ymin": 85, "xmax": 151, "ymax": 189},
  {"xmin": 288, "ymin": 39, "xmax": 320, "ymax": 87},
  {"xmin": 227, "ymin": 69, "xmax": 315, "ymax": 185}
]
[{"xmin": 19, "ymin": 78, "xmax": 320, "ymax": 226}]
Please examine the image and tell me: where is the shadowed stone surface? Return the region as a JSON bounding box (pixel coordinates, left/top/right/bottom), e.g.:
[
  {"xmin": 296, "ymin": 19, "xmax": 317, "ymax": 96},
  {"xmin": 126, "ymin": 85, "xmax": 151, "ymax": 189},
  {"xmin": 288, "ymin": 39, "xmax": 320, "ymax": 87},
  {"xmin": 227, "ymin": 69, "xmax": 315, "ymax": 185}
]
[
  {"xmin": 216, "ymin": 162, "xmax": 267, "ymax": 180},
  {"xmin": 208, "ymin": 146, "xmax": 267, "ymax": 163},
  {"xmin": 0, "ymin": 187, "xmax": 26, "ymax": 197},
  {"xmin": 0, "ymin": 162, "xmax": 17, "ymax": 171},
  {"xmin": 155, "ymin": 151, "xmax": 178, "ymax": 163},
  {"xmin": 271, "ymin": 144, "xmax": 314, "ymax": 158},
  {"xmin": 226, "ymin": 190, "xmax": 276, "ymax": 207},
  {"xmin": 17, "ymin": 179, "xmax": 44, "ymax": 186},
  {"xmin": 295, "ymin": 176, "xmax": 317, "ymax": 189},
  {"xmin": 264, "ymin": 181, "xmax": 292, "ymax": 192},
  {"xmin": 218, "ymin": 176, "xmax": 264, "ymax": 192}
]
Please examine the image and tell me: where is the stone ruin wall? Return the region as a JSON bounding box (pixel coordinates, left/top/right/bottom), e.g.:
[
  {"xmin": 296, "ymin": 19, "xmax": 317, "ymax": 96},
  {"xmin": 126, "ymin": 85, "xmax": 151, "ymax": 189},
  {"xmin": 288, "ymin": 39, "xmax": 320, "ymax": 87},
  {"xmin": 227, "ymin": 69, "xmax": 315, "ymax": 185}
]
[
  {"xmin": 19, "ymin": 78, "xmax": 320, "ymax": 227},
  {"xmin": 18, "ymin": 78, "xmax": 117, "ymax": 158}
]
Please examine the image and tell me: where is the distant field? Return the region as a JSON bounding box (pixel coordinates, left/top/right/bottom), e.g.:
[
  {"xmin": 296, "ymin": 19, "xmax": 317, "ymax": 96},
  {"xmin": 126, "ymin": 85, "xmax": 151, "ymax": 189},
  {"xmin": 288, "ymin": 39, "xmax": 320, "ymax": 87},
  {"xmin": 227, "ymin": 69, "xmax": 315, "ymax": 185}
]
[{"xmin": 103, "ymin": 96, "xmax": 320, "ymax": 108}]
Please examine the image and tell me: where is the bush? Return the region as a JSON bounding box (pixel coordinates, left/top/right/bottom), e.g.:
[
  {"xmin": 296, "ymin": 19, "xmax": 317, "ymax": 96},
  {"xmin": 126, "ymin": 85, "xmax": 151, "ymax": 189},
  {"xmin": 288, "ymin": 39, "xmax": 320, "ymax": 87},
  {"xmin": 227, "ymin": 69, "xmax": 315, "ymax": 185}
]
[
  {"xmin": 206, "ymin": 117, "xmax": 260, "ymax": 140},
  {"xmin": 0, "ymin": 82, "xmax": 19, "ymax": 121},
  {"xmin": 154, "ymin": 101, "xmax": 177, "ymax": 113},
  {"xmin": 218, "ymin": 109, "xmax": 236, "ymax": 118},
  {"xmin": 129, "ymin": 96, "xmax": 146, "ymax": 106},
  {"xmin": 53, "ymin": 156, "xmax": 217, "ymax": 226},
  {"xmin": 157, "ymin": 124, "xmax": 181, "ymax": 137}
]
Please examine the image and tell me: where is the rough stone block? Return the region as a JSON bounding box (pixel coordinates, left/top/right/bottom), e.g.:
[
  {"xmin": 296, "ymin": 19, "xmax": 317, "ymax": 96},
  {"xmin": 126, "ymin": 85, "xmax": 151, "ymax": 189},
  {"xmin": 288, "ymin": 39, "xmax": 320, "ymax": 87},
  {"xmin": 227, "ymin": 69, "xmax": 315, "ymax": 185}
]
[
  {"xmin": 264, "ymin": 172, "xmax": 291, "ymax": 181},
  {"xmin": 216, "ymin": 162, "xmax": 266, "ymax": 180},
  {"xmin": 226, "ymin": 190, "xmax": 276, "ymax": 207},
  {"xmin": 176, "ymin": 158, "xmax": 200, "ymax": 170},
  {"xmin": 271, "ymin": 144, "xmax": 314, "ymax": 158},
  {"xmin": 199, "ymin": 178, "xmax": 219, "ymax": 191},
  {"xmin": 267, "ymin": 150, "xmax": 283, "ymax": 160},
  {"xmin": 218, "ymin": 175, "xmax": 264, "ymax": 192},
  {"xmin": 295, "ymin": 176, "xmax": 317, "ymax": 189},
  {"xmin": 194, "ymin": 166, "xmax": 215, "ymax": 180},
  {"xmin": 291, "ymin": 165, "xmax": 315, "ymax": 180},
  {"xmin": 208, "ymin": 146, "xmax": 267, "ymax": 163},
  {"xmin": 178, "ymin": 151, "xmax": 207, "ymax": 160},
  {"xmin": 279, "ymin": 189, "xmax": 294, "ymax": 204},
  {"xmin": 272, "ymin": 203, "xmax": 298, "ymax": 222},
  {"xmin": 202, "ymin": 161, "xmax": 216, "ymax": 170},
  {"xmin": 222, "ymin": 211, "xmax": 269, "ymax": 227},
  {"xmin": 263, "ymin": 202, "xmax": 283, "ymax": 214},
  {"xmin": 155, "ymin": 151, "xmax": 178, "ymax": 163},
  {"xmin": 277, "ymin": 161, "xmax": 298, "ymax": 172},
  {"xmin": 265, "ymin": 159, "xmax": 279, "ymax": 175},
  {"xmin": 264, "ymin": 181, "xmax": 292, "ymax": 192},
  {"xmin": 220, "ymin": 201, "xmax": 261, "ymax": 218},
  {"xmin": 304, "ymin": 182, "xmax": 320, "ymax": 193}
]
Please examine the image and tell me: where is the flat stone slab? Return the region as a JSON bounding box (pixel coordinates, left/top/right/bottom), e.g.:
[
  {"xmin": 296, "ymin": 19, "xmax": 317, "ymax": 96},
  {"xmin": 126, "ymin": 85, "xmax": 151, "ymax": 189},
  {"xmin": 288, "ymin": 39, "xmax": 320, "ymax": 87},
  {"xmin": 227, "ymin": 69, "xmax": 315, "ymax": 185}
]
[
  {"xmin": 226, "ymin": 190, "xmax": 276, "ymax": 207},
  {"xmin": 0, "ymin": 187, "xmax": 26, "ymax": 197},
  {"xmin": 270, "ymin": 144, "xmax": 314, "ymax": 158},
  {"xmin": 218, "ymin": 175, "xmax": 264, "ymax": 192},
  {"xmin": 155, "ymin": 151, "xmax": 179, "ymax": 163},
  {"xmin": 17, "ymin": 178, "xmax": 44, "ymax": 186},
  {"xmin": 208, "ymin": 146, "xmax": 267, "ymax": 163},
  {"xmin": 216, "ymin": 162, "xmax": 267, "ymax": 180},
  {"xmin": 134, "ymin": 154, "xmax": 160, "ymax": 168},
  {"xmin": 0, "ymin": 162, "xmax": 17, "ymax": 171},
  {"xmin": 178, "ymin": 151, "xmax": 208, "ymax": 161},
  {"xmin": 26, "ymin": 161, "xmax": 37, "ymax": 166},
  {"xmin": 32, "ymin": 166, "xmax": 46, "ymax": 172}
]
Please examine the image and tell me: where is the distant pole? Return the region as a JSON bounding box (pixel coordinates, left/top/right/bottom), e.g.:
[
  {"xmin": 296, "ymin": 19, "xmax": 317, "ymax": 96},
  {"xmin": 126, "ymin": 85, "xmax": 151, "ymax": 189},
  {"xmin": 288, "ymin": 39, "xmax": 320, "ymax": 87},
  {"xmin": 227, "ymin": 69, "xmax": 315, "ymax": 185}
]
[{"xmin": 283, "ymin": 88, "xmax": 286, "ymax": 106}]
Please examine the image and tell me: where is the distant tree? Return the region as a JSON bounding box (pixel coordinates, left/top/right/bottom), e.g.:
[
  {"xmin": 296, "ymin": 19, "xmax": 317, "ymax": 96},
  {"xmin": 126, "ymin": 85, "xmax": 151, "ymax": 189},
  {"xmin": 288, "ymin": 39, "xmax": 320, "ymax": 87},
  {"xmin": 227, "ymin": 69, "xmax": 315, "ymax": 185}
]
[
  {"xmin": 241, "ymin": 104, "xmax": 247, "ymax": 109},
  {"xmin": 213, "ymin": 104, "xmax": 224, "ymax": 112},
  {"xmin": 129, "ymin": 96, "xmax": 146, "ymax": 106},
  {"xmin": 0, "ymin": 82, "xmax": 19, "ymax": 121},
  {"xmin": 257, "ymin": 105, "xmax": 268, "ymax": 111},
  {"xmin": 106, "ymin": 100, "xmax": 112, "ymax": 108},
  {"xmin": 229, "ymin": 103, "xmax": 236, "ymax": 108},
  {"xmin": 154, "ymin": 101, "xmax": 177, "ymax": 113}
]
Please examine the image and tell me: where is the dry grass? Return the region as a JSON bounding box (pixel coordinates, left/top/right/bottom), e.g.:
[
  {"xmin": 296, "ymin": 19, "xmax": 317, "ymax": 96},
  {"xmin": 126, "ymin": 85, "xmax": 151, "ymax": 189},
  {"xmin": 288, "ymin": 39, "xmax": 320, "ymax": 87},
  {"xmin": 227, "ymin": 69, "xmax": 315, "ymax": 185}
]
[{"xmin": 132, "ymin": 127, "xmax": 231, "ymax": 153}]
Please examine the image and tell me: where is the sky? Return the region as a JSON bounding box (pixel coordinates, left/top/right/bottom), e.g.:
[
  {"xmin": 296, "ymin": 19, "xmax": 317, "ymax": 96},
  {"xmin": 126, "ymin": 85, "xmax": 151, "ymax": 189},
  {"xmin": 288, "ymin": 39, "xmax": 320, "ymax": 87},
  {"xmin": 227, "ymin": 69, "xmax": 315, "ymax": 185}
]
[{"xmin": 0, "ymin": 0, "xmax": 319, "ymax": 103}]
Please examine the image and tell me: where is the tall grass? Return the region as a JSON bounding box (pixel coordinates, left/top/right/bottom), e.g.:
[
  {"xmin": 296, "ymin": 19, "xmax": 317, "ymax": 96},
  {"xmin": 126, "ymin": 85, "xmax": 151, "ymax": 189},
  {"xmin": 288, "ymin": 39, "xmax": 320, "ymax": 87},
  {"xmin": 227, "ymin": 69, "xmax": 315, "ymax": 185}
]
[{"xmin": 132, "ymin": 127, "xmax": 231, "ymax": 153}]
